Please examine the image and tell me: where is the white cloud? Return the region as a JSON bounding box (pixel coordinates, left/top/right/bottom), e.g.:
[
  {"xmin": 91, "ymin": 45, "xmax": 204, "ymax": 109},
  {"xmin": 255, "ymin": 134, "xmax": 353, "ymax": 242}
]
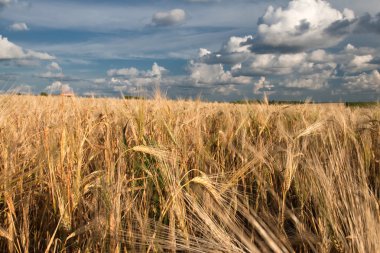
[
  {"xmin": 221, "ymin": 35, "xmax": 253, "ymax": 53},
  {"xmin": 150, "ymin": 62, "xmax": 167, "ymax": 77},
  {"xmin": 308, "ymin": 49, "xmax": 334, "ymax": 63},
  {"xmin": 9, "ymin": 22, "xmax": 29, "ymax": 32},
  {"xmin": 189, "ymin": 62, "xmax": 230, "ymax": 85},
  {"xmin": 195, "ymin": 39, "xmax": 339, "ymax": 92},
  {"xmin": 337, "ymin": 44, "xmax": 379, "ymax": 73},
  {"xmin": 189, "ymin": 61, "xmax": 252, "ymax": 86},
  {"xmin": 197, "ymin": 35, "xmax": 253, "ymax": 65},
  {"xmin": 345, "ymin": 43, "xmax": 356, "ymax": 52},
  {"xmin": 198, "ymin": 48, "xmax": 211, "ymax": 57},
  {"xmin": 107, "ymin": 63, "xmax": 168, "ymax": 94},
  {"xmin": 253, "ymin": 76, "xmax": 274, "ymax": 94},
  {"xmin": 38, "ymin": 62, "xmax": 64, "ymax": 78},
  {"xmin": 347, "ymin": 55, "xmax": 374, "ymax": 71},
  {"xmin": 177, "ymin": 1, "xmax": 379, "ymax": 97},
  {"xmin": 38, "ymin": 71, "xmax": 65, "ymax": 79},
  {"xmin": 189, "ymin": 23, "xmax": 375, "ymax": 95},
  {"xmin": 238, "ymin": 53, "xmax": 309, "ymax": 76},
  {"xmin": 213, "ymin": 85, "xmax": 239, "ymax": 95},
  {"xmin": 344, "ymin": 70, "xmax": 380, "ymax": 91},
  {"xmin": 26, "ymin": 51, "xmax": 55, "ymax": 61},
  {"xmin": 256, "ymin": 0, "xmax": 355, "ymax": 51},
  {"xmin": 0, "ymin": 35, "xmax": 54, "ymax": 60},
  {"xmin": 107, "ymin": 67, "xmax": 139, "ymax": 77},
  {"xmin": 282, "ymin": 74, "xmax": 330, "ymax": 90},
  {"xmin": 152, "ymin": 9, "xmax": 186, "ymax": 26},
  {"xmin": 107, "ymin": 62, "xmax": 167, "ymax": 78},
  {"xmin": 235, "ymin": 51, "xmax": 337, "ymax": 90},
  {"xmin": 45, "ymin": 81, "xmax": 73, "ymax": 94},
  {"xmin": 200, "ymin": 51, "xmax": 250, "ymax": 65},
  {"xmin": 48, "ymin": 62, "xmax": 62, "ymax": 71}
]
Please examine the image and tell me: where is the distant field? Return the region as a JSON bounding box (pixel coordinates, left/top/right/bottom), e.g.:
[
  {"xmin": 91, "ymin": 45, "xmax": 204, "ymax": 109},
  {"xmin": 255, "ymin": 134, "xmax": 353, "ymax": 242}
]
[
  {"xmin": 0, "ymin": 95, "xmax": 379, "ymax": 252},
  {"xmin": 233, "ymin": 99, "xmax": 379, "ymax": 107}
]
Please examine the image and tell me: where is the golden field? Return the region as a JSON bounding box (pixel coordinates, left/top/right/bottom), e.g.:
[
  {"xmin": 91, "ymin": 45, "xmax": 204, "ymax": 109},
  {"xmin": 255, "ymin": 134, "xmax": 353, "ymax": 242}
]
[{"xmin": 0, "ymin": 95, "xmax": 379, "ymax": 252}]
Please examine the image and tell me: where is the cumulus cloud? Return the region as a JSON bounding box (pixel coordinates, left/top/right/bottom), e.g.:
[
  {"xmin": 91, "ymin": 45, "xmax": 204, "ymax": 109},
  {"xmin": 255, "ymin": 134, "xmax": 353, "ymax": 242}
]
[
  {"xmin": 193, "ymin": 20, "xmax": 380, "ymax": 94},
  {"xmin": 227, "ymin": 50, "xmax": 335, "ymax": 91},
  {"xmin": 234, "ymin": 52, "xmax": 336, "ymax": 77},
  {"xmin": 38, "ymin": 62, "xmax": 64, "ymax": 79},
  {"xmin": 253, "ymin": 0, "xmax": 355, "ymax": 53},
  {"xmin": 345, "ymin": 55, "xmax": 374, "ymax": 71},
  {"xmin": 189, "ymin": 61, "xmax": 253, "ymax": 86},
  {"xmin": 193, "ymin": 44, "xmax": 338, "ymax": 93},
  {"xmin": 238, "ymin": 53, "xmax": 309, "ymax": 76},
  {"xmin": 0, "ymin": 36, "xmax": 54, "ymax": 60},
  {"xmin": 150, "ymin": 62, "xmax": 167, "ymax": 77},
  {"xmin": 107, "ymin": 67, "xmax": 139, "ymax": 77},
  {"xmin": 198, "ymin": 48, "xmax": 211, "ymax": 58},
  {"xmin": 48, "ymin": 62, "xmax": 62, "ymax": 71},
  {"xmin": 336, "ymin": 44, "xmax": 379, "ymax": 73},
  {"xmin": 152, "ymin": 9, "xmax": 186, "ymax": 27},
  {"xmin": 108, "ymin": 63, "xmax": 167, "ymax": 78},
  {"xmin": 9, "ymin": 22, "xmax": 29, "ymax": 32},
  {"xmin": 193, "ymin": 36, "xmax": 380, "ymax": 97},
  {"xmin": 341, "ymin": 43, "xmax": 376, "ymax": 55},
  {"xmin": 213, "ymin": 85, "xmax": 239, "ymax": 96},
  {"xmin": 45, "ymin": 81, "xmax": 73, "ymax": 94},
  {"xmin": 344, "ymin": 70, "xmax": 380, "ymax": 91},
  {"xmin": 107, "ymin": 63, "xmax": 168, "ymax": 94},
  {"xmin": 324, "ymin": 8, "xmax": 356, "ymax": 36},
  {"xmin": 189, "ymin": 0, "xmax": 380, "ymax": 96},
  {"xmin": 221, "ymin": 35, "xmax": 253, "ymax": 53},
  {"xmin": 308, "ymin": 49, "xmax": 334, "ymax": 63},
  {"xmin": 253, "ymin": 76, "xmax": 274, "ymax": 94},
  {"xmin": 198, "ymin": 36, "xmax": 253, "ymax": 65},
  {"xmin": 281, "ymin": 73, "xmax": 330, "ymax": 90},
  {"xmin": 200, "ymin": 51, "xmax": 249, "ymax": 65},
  {"xmin": 189, "ymin": 62, "xmax": 231, "ymax": 85}
]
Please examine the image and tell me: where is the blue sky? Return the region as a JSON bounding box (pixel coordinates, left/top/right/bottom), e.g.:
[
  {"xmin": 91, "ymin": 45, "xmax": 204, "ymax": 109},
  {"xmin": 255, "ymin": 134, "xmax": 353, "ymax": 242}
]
[{"xmin": 0, "ymin": 0, "xmax": 380, "ymax": 101}]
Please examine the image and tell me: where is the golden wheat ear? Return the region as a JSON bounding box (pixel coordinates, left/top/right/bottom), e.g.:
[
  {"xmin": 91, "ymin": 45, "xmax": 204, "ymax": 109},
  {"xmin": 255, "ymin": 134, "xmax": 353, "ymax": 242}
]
[{"xmin": 0, "ymin": 95, "xmax": 379, "ymax": 252}]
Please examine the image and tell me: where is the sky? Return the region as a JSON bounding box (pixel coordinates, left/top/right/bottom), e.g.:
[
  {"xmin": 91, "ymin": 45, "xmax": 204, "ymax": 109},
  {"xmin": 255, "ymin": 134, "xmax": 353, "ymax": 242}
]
[{"xmin": 0, "ymin": 0, "xmax": 380, "ymax": 102}]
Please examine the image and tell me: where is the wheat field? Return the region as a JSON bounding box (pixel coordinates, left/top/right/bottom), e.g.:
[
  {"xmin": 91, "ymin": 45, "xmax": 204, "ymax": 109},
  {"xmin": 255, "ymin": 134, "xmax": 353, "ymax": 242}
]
[{"xmin": 0, "ymin": 95, "xmax": 379, "ymax": 252}]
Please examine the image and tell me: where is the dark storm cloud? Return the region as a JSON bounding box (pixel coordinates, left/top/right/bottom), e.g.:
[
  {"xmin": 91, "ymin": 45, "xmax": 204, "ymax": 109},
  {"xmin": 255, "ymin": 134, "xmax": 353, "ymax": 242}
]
[
  {"xmin": 239, "ymin": 36, "xmax": 306, "ymax": 54},
  {"xmin": 368, "ymin": 57, "xmax": 380, "ymax": 65},
  {"xmin": 200, "ymin": 52, "xmax": 249, "ymax": 65},
  {"xmin": 294, "ymin": 19, "xmax": 311, "ymax": 35},
  {"xmin": 356, "ymin": 12, "xmax": 380, "ymax": 34},
  {"xmin": 325, "ymin": 12, "xmax": 380, "ymax": 36},
  {"xmin": 324, "ymin": 18, "xmax": 357, "ymax": 37},
  {"xmin": 249, "ymin": 43, "xmax": 306, "ymax": 54}
]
